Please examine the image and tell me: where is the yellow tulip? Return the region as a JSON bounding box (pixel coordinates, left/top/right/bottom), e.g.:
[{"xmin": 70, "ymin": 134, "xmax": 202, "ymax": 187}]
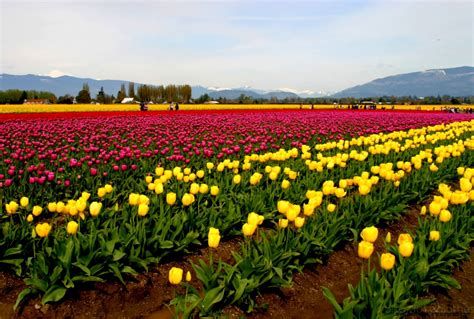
[
  {"xmin": 182, "ymin": 193, "xmax": 195, "ymax": 206},
  {"xmin": 48, "ymin": 202, "xmax": 57, "ymax": 213},
  {"xmin": 97, "ymin": 187, "xmax": 107, "ymax": 198},
  {"xmin": 53, "ymin": 202, "xmax": 64, "ymax": 214},
  {"xmin": 358, "ymin": 241, "xmax": 374, "ymax": 259},
  {"xmin": 89, "ymin": 201, "xmax": 102, "ymax": 217},
  {"xmin": 208, "ymin": 228, "xmax": 221, "ymax": 248},
  {"xmin": 169, "ymin": 267, "xmax": 183, "ymax": 285},
  {"xmin": 429, "ymin": 230, "xmax": 440, "ymax": 241},
  {"xmin": 242, "ymin": 223, "xmax": 257, "ymax": 237},
  {"xmin": 166, "ymin": 192, "xmax": 176, "ymax": 205},
  {"xmin": 294, "ymin": 217, "xmax": 305, "ymax": 228},
  {"xmin": 206, "ymin": 162, "xmax": 214, "ymax": 170},
  {"xmin": 189, "ymin": 183, "xmax": 200, "ymax": 195},
  {"xmin": 35, "ymin": 223, "xmax": 52, "ymax": 238},
  {"xmin": 429, "ymin": 164, "xmax": 438, "ymax": 172},
  {"xmin": 145, "ymin": 176, "xmax": 153, "ymax": 184},
  {"xmin": 399, "ymin": 241, "xmax": 414, "ymax": 257},
  {"xmin": 26, "ymin": 214, "xmax": 33, "ymax": 222},
  {"xmin": 247, "ymin": 212, "xmax": 260, "ymax": 226},
  {"xmin": 281, "ymin": 180, "xmax": 290, "ymax": 189},
  {"xmin": 306, "ymin": 190, "xmax": 318, "ymax": 199},
  {"xmin": 97, "ymin": 183, "xmax": 107, "ymax": 197},
  {"xmin": 429, "ymin": 202, "xmax": 441, "ymax": 216},
  {"xmin": 303, "ymin": 204, "xmax": 315, "ymax": 216},
  {"xmin": 20, "ymin": 197, "xmax": 29, "ymax": 208},
  {"xmin": 233, "ymin": 174, "xmax": 241, "ymax": 184},
  {"xmin": 186, "ymin": 271, "xmax": 192, "ymax": 282},
  {"xmin": 67, "ymin": 221, "xmax": 79, "ymax": 235},
  {"xmin": 210, "ymin": 186, "xmax": 220, "ymax": 196},
  {"xmin": 397, "ymin": 233, "xmax": 413, "ymax": 245},
  {"xmin": 138, "ymin": 204, "xmax": 149, "ymax": 217},
  {"xmin": 81, "ymin": 192, "xmax": 91, "ymax": 201},
  {"xmin": 439, "ymin": 209, "xmax": 452, "ymax": 222},
  {"xmin": 139, "ymin": 195, "xmax": 149, "ymax": 205},
  {"xmin": 154, "ymin": 182, "xmax": 164, "ymax": 194},
  {"xmin": 380, "ymin": 253, "xmax": 396, "ymax": 270},
  {"xmin": 129, "ymin": 193, "xmax": 139, "ymax": 206},
  {"xmin": 460, "ymin": 178, "xmax": 472, "ymax": 192},
  {"xmin": 358, "ymin": 185, "xmax": 370, "ymax": 195},
  {"xmin": 196, "ymin": 170, "xmax": 205, "ymax": 178},
  {"xmin": 278, "ymin": 219, "xmax": 289, "ymax": 228},
  {"xmin": 335, "ymin": 188, "xmax": 346, "ymax": 198},
  {"xmin": 457, "ymin": 167, "xmax": 465, "ymax": 175},
  {"xmin": 360, "ymin": 226, "xmax": 378, "ymax": 243},
  {"xmin": 32, "ymin": 205, "xmax": 43, "ymax": 216},
  {"xmin": 327, "ymin": 204, "xmax": 336, "ymax": 213},
  {"xmin": 286, "ymin": 205, "xmax": 299, "ymax": 221},
  {"xmin": 277, "ymin": 200, "xmax": 290, "ymax": 214}
]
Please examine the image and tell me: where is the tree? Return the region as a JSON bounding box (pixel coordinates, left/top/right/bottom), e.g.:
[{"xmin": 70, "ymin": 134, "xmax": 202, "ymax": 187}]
[
  {"xmin": 57, "ymin": 95, "xmax": 74, "ymax": 104},
  {"xmin": 76, "ymin": 89, "xmax": 91, "ymax": 104},
  {"xmin": 96, "ymin": 87, "xmax": 105, "ymax": 104},
  {"xmin": 83, "ymin": 83, "xmax": 90, "ymax": 93},
  {"xmin": 19, "ymin": 91, "xmax": 28, "ymax": 104},
  {"xmin": 128, "ymin": 82, "xmax": 135, "ymax": 98}
]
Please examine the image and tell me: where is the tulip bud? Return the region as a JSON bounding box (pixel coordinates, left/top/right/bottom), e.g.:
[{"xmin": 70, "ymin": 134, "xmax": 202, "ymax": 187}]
[
  {"xmin": 385, "ymin": 232, "xmax": 391, "ymax": 243},
  {"xmin": 67, "ymin": 221, "xmax": 79, "ymax": 235},
  {"xmin": 186, "ymin": 271, "xmax": 192, "ymax": 282},
  {"xmin": 420, "ymin": 205, "xmax": 427, "ymax": 215},
  {"xmin": 169, "ymin": 267, "xmax": 183, "ymax": 285},
  {"xmin": 26, "ymin": 214, "xmax": 33, "ymax": 223},
  {"xmin": 380, "ymin": 253, "xmax": 396, "ymax": 270},
  {"xmin": 327, "ymin": 204, "xmax": 336, "ymax": 213}
]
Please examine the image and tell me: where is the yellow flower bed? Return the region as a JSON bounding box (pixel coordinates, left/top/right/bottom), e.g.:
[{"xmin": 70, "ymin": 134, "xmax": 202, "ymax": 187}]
[{"xmin": 0, "ymin": 103, "xmax": 470, "ymax": 113}]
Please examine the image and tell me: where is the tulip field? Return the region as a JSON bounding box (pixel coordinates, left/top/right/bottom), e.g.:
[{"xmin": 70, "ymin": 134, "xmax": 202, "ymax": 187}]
[{"xmin": 0, "ymin": 109, "xmax": 473, "ymax": 318}]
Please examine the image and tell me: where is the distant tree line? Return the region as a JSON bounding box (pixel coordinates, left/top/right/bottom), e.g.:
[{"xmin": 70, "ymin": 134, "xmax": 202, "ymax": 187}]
[
  {"xmin": 0, "ymin": 90, "xmax": 57, "ymax": 104},
  {"xmin": 200, "ymin": 94, "xmax": 474, "ymax": 105},
  {"xmin": 1, "ymin": 87, "xmax": 473, "ymax": 105}
]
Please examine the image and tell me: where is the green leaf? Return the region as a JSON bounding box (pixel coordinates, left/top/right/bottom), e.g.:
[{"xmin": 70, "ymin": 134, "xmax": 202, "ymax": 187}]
[
  {"xmin": 41, "ymin": 285, "xmax": 67, "ymax": 304},
  {"xmin": 14, "ymin": 288, "xmax": 33, "ymax": 310},
  {"xmin": 201, "ymin": 286, "xmax": 225, "ymax": 311}
]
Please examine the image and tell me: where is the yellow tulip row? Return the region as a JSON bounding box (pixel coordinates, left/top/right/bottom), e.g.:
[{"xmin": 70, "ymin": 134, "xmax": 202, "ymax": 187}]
[{"xmin": 2, "ymin": 104, "xmax": 468, "ymax": 114}]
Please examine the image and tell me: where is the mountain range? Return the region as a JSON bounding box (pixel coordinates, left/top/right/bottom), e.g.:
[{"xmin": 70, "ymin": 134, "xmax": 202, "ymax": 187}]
[{"xmin": 1, "ymin": 66, "xmax": 473, "ymax": 100}]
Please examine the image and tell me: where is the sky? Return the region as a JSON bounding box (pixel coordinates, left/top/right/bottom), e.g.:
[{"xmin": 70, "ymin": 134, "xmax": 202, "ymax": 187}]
[{"xmin": 1, "ymin": 0, "xmax": 473, "ymax": 93}]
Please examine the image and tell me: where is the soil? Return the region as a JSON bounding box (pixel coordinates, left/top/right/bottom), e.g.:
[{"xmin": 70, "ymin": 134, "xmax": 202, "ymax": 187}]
[{"xmin": 0, "ymin": 208, "xmax": 472, "ymax": 319}]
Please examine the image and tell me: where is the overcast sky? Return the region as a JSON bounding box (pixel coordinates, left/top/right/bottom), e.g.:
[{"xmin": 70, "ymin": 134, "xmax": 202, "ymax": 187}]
[{"xmin": 1, "ymin": 0, "xmax": 473, "ymax": 93}]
